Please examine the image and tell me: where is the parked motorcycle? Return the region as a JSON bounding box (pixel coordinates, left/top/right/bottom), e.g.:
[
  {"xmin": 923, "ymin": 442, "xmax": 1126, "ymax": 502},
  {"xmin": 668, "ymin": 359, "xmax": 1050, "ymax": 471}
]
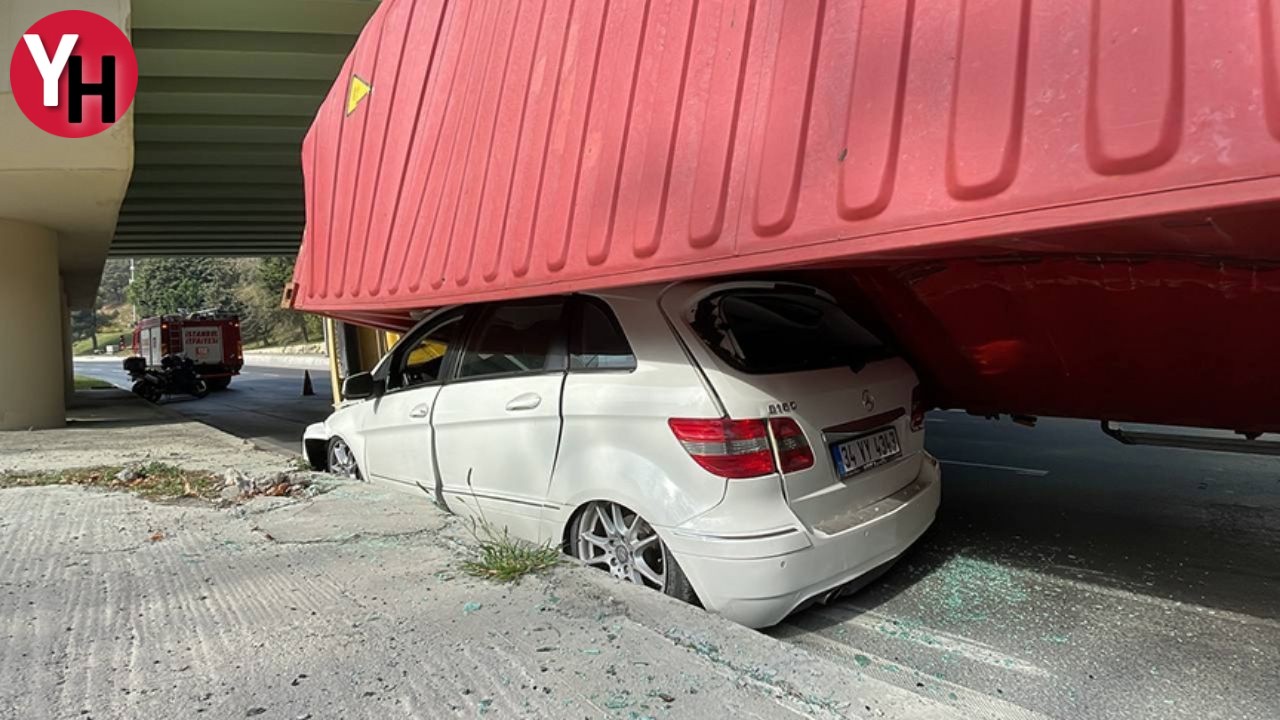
[{"xmin": 123, "ymin": 354, "xmax": 209, "ymax": 402}]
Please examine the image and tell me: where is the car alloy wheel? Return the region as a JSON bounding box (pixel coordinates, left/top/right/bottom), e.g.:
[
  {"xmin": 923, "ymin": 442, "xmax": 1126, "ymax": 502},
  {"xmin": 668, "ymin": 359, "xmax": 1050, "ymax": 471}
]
[
  {"xmin": 574, "ymin": 501, "xmax": 666, "ymax": 592},
  {"xmin": 326, "ymin": 437, "xmax": 361, "ymax": 480}
]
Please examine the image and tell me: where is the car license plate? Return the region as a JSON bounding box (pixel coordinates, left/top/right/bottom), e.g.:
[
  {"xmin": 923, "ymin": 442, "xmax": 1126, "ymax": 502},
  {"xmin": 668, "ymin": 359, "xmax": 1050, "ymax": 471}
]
[{"xmin": 831, "ymin": 427, "xmax": 901, "ymax": 478}]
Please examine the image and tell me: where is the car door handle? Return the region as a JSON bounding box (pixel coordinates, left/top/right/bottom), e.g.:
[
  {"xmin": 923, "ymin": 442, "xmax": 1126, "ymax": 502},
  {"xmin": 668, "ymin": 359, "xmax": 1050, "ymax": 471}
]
[
  {"xmin": 505, "ymin": 392, "xmax": 542, "ymax": 412},
  {"xmin": 408, "ymin": 404, "xmax": 430, "ymax": 419}
]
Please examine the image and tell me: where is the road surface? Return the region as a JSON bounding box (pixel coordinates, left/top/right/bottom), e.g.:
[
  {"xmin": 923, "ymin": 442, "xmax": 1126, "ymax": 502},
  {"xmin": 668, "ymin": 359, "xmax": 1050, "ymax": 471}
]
[
  {"xmin": 71, "ymin": 358, "xmax": 1279, "ymax": 718},
  {"xmin": 73, "ymin": 357, "xmax": 332, "ymax": 456},
  {"xmin": 772, "ymin": 411, "xmax": 1280, "ymax": 720}
]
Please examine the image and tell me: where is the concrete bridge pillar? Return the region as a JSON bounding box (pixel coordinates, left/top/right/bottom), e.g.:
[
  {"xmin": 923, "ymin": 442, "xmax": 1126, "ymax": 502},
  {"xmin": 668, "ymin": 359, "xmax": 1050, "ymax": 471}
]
[{"xmin": 0, "ymin": 220, "xmax": 65, "ymax": 430}]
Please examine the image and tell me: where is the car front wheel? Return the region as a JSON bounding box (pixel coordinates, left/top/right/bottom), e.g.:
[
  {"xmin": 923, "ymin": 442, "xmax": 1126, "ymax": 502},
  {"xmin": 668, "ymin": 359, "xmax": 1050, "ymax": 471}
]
[
  {"xmin": 326, "ymin": 437, "xmax": 362, "ymax": 480},
  {"xmin": 570, "ymin": 501, "xmax": 697, "ymax": 605}
]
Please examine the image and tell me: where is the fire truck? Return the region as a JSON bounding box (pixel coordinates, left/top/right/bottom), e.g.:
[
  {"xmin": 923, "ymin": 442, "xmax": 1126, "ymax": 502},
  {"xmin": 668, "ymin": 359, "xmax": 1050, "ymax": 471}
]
[{"xmin": 131, "ymin": 310, "xmax": 244, "ymax": 391}]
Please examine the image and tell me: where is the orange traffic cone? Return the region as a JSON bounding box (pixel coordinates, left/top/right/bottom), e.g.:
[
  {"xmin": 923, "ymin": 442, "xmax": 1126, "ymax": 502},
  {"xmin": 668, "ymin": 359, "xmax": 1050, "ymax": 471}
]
[{"xmin": 302, "ymin": 370, "xmax": 315, "ymax": 396}]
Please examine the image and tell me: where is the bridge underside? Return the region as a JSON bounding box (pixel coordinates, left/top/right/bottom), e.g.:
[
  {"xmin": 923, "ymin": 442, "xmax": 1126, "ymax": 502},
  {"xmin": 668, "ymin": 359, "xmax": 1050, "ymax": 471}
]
[
  {"xmin": 0, "ymin": 0, "xmax": 372, "ymax": 429},
  {"xmin": 111, "ymin": 0, "xmax": 374, "ymax": 258}
]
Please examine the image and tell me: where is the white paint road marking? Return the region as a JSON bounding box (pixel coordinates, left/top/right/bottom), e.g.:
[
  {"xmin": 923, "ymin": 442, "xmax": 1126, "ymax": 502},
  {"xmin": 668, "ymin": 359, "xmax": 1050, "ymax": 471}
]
[
  {"xmin": 784, "ymin": 629, "xmax": 1054, "ymax": 720},
  {"xmin": 941, "ymin": 460, "xmax": 1049, "ymax": 477},
  {"xmin": 805, "ymin": 604, "xmax": 1055, "ymax": 679}
]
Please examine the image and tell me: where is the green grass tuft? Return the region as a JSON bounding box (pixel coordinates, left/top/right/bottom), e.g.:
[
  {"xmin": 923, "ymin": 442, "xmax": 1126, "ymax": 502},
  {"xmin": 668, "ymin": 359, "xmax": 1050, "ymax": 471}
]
[{"xmin": 461, "ymin": 523, "xmax": 561, "ymax": 582}]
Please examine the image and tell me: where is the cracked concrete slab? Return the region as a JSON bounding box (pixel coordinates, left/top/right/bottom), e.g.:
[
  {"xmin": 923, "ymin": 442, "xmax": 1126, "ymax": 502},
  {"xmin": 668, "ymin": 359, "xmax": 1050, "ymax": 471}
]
[
  {"xmin": 0, "ymin": 481, "xmax": 965, "ymax": 719},
  {"xmin": 247, "ymin": 483, "xmax": 451, "ymax": 545}
]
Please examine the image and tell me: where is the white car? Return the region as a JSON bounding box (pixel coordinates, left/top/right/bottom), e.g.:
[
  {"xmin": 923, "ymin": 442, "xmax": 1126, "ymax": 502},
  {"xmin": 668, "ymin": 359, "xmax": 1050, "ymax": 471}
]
[{"xmin": 304, "ymin": 280, "xmax": 941, "ymax": 628}]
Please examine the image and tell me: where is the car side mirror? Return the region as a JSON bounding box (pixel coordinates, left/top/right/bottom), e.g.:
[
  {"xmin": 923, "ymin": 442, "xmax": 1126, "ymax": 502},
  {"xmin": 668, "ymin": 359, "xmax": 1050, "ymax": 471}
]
[{"xmin": 342, "ymin": 372, "xmax": 382, "ymax": 400}]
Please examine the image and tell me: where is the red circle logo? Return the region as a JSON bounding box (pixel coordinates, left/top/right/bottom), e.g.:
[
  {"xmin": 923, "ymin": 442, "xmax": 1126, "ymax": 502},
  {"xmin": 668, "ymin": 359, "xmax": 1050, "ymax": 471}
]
[{"xmin": 9, "ymin": 10, "xmax": 138, "ymax": 138}]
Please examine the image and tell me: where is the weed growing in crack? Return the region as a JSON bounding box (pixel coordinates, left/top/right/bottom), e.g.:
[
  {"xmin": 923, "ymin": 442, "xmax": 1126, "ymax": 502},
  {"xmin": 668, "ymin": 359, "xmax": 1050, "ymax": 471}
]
[{"xmin": 460, "ymin": 519, "xmax": 560, "ymax": 582}]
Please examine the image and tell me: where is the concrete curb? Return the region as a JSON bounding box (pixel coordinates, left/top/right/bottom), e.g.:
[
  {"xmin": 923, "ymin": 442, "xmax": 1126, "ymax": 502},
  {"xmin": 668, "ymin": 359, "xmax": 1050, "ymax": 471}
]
[{"xmin": 559, "ymin": 564, "xmax": 964, "ymax": 719}]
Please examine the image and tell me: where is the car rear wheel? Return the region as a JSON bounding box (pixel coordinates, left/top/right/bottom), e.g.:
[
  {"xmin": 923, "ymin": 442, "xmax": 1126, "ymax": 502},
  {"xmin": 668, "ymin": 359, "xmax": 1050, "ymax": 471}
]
[
  {"xmin": 205, "ymin": 377, "xmax": 231, "ymax": 392},
  {"xmin": 326, "ymin": 437, "xmax": 362, "ymax": 480},
  {"xmin": 571, "ymin": 501, "xmax": 697, "ymax": 605}
]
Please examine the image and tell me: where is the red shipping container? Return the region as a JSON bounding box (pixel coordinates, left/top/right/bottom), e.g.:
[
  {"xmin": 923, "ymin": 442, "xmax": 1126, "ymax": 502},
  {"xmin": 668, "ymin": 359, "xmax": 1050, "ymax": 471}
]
[{"xmin": 292, "ymin": 0, "xmax": 1280, "ymax": 432}]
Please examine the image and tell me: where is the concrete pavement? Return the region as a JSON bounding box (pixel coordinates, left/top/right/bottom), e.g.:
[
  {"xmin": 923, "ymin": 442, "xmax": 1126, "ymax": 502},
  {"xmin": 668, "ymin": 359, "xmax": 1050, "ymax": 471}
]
[
  {"xmin": 0, "ymin": 389, "xmax": 292, "ymax": 477},
  {"xmin": 0, "ymin": 483, "xmax": 964, "ymax": 720}
]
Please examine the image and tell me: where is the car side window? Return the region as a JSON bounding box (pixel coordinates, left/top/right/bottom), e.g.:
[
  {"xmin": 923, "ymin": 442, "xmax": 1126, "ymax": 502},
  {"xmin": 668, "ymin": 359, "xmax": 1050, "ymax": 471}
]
[
  {"xmin": 456, "ymin": 299, "xmax": 567, "ymax": 380},
  {"xmin": 570, "ymin": 297, "xmax": 636, "ymax": 372},
  {"xmin": 392, "ymin": 309, "xmax": 466, "ymax": 390}
]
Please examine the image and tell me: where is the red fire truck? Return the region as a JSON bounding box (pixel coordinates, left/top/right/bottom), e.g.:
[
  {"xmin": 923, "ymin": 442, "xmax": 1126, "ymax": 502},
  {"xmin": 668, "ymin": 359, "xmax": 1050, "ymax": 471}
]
[{"xmin": 131, "ymin": 310, "xmax": 244, "ymax": 391}]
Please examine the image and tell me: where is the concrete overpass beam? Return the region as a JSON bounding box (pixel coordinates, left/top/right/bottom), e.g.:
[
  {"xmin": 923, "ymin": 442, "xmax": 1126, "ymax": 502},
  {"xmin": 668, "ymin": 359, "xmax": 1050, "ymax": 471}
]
[{"xmin": 0, "ymin": 221, "xmax": 66, "ymax": 430}]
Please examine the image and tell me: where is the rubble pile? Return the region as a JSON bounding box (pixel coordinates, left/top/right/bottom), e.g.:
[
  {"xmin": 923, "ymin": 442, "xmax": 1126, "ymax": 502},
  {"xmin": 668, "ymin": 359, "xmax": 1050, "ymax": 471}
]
[{"xmin": 220, "ymin": 469, "xmax": 326, "ymax": 502}]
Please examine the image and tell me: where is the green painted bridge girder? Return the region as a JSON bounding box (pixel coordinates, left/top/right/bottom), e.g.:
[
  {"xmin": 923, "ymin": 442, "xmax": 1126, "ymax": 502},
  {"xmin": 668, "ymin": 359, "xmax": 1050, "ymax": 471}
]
[{"xmin": 111, "ymin": 0, "xmax": 378, "ymax": 259}]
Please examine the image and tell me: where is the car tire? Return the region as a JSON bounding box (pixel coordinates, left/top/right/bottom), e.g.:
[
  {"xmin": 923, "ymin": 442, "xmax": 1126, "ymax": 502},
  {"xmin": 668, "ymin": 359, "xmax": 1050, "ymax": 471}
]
[
  {"xmin": 569, "ymin": 501, "xmax": 698, "ymax": 606},
  {"xmin": 326, "ymin": 436, "xmax": 362, "ymax": 481},
  {"xmin": 205, "ymin": 377, "xmax": 231, "ymax": 392}
]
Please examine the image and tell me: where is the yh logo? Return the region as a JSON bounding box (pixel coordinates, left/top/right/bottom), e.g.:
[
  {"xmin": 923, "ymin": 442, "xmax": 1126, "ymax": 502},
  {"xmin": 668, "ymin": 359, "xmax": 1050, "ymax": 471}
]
[{"xmin": 9, "ymin": 10, "xmax": 138, "ymax": 138}]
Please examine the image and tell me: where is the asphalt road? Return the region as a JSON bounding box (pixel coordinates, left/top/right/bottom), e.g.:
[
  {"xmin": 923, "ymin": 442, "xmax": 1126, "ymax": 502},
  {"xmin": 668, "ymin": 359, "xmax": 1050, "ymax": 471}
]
[
  {"xmin": 773, "ymin": 411, "xmax": 1280, "ymax": 720},
  {"xmin": 70, "ymin": 359, "xmax": 1280, "ymax": 718},
  {"xmin": 73, "ymin": 358, "xmax": 333, "ymax": 456}
]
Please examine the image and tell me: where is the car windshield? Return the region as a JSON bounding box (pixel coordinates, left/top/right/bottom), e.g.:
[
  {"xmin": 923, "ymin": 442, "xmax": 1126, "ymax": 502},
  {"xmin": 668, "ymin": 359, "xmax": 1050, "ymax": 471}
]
[{"xmin": 692, "ymin": 289, "xmax": 888, "ymax": 374}]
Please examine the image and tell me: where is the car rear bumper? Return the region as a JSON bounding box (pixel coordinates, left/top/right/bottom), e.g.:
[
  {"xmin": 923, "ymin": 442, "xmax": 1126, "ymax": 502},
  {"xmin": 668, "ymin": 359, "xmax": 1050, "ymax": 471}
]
[{"xmin": 668, "ymin": 454, "xmax": 941, "ymax": 629}]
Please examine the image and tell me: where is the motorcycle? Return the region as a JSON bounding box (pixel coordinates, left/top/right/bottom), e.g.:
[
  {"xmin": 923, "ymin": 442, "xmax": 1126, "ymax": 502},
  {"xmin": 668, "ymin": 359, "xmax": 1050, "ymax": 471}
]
[{"xmin": 123, "ymin": 354, "xmax": 209, "ymax": 402}]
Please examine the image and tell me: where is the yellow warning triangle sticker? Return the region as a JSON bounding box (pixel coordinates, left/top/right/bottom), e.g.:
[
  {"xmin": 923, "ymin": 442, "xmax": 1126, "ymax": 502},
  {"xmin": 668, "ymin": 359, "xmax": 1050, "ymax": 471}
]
[{"xmin": 346, "ymin": 75, "xmax": 371, "ymax": 116}]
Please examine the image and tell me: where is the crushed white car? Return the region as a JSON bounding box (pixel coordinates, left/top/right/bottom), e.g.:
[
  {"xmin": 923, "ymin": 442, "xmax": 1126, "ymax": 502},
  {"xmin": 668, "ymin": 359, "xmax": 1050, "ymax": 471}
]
[{"xmin": 304, "ymin": 281, "xmax": 940, "ymax": 628}]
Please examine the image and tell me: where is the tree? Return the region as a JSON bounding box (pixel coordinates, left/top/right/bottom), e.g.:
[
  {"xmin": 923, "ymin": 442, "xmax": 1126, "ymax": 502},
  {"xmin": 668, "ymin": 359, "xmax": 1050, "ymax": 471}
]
[
  {"xmin": 127, "ymin": 258, "xmax": 243, "ymax": 317},
  {"xmin": 96, "ymin": 259, "xmax": 132, "ymax": 307},
  {"xmin": 234, "ymin": 256, "xmax": 309, "ymax": 345},
  {"xmin": 256, "ymin": 257, "xmax": 315, "ymax": 342},
  {"xmin": 70, "ymin": 308, "xmax": 101, "ymax": 350},
  {"xmin": 121, "ymin": 256, "xmax": 319, "ymax": 349}
]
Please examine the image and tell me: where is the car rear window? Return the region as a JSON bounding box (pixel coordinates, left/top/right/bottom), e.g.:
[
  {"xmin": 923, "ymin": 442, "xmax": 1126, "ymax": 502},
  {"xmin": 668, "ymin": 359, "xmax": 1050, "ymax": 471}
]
[{"xmin": 691, "ymin": 289, "xmax": 889, "ymax": 374}]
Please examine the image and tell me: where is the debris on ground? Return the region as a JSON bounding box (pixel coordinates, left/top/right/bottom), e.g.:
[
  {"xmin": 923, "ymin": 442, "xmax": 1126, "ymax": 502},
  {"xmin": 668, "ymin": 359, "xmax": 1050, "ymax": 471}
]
[
  {"xmin": 219, "ymin": 468, "xmax": 329, "ymax": 503},
  {"xmin": 0, "ymin": 463, "xmax": 343, "ymax": 508},
  {"xmin": 0, "ymin": 462, "xmax": 222, "ymax": 502}
]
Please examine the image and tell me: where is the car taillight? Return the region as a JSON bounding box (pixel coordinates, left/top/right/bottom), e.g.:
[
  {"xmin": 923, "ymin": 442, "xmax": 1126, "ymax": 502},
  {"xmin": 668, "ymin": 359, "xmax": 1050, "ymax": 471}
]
[
  {"xmin": 668, "ymin": 417, "xmax": 815, "ymax": 478},
  {"xmin": 668, "ymin": 418, "xmax": 776, "ymax": 479},
  {"xmin": 769, "ymin": 417, "xmax": 815, "ymax": 472},
  {"xmin": 911, "ymin": 385, "xmax": 926, "ymax": 432}
]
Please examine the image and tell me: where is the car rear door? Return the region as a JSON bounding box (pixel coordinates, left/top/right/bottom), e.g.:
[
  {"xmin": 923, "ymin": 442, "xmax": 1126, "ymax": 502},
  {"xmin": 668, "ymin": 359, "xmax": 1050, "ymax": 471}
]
[
  {"xmin": 360, "ymin": 308, "xmax": 468, "ymax": 494},
  {"xmin": 661, "ymin": 282, "xmax": 925, "ymax": 531},
  {"xmin": 431, "ymin": 298, "xmax": 569, "ymax": 542}
]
